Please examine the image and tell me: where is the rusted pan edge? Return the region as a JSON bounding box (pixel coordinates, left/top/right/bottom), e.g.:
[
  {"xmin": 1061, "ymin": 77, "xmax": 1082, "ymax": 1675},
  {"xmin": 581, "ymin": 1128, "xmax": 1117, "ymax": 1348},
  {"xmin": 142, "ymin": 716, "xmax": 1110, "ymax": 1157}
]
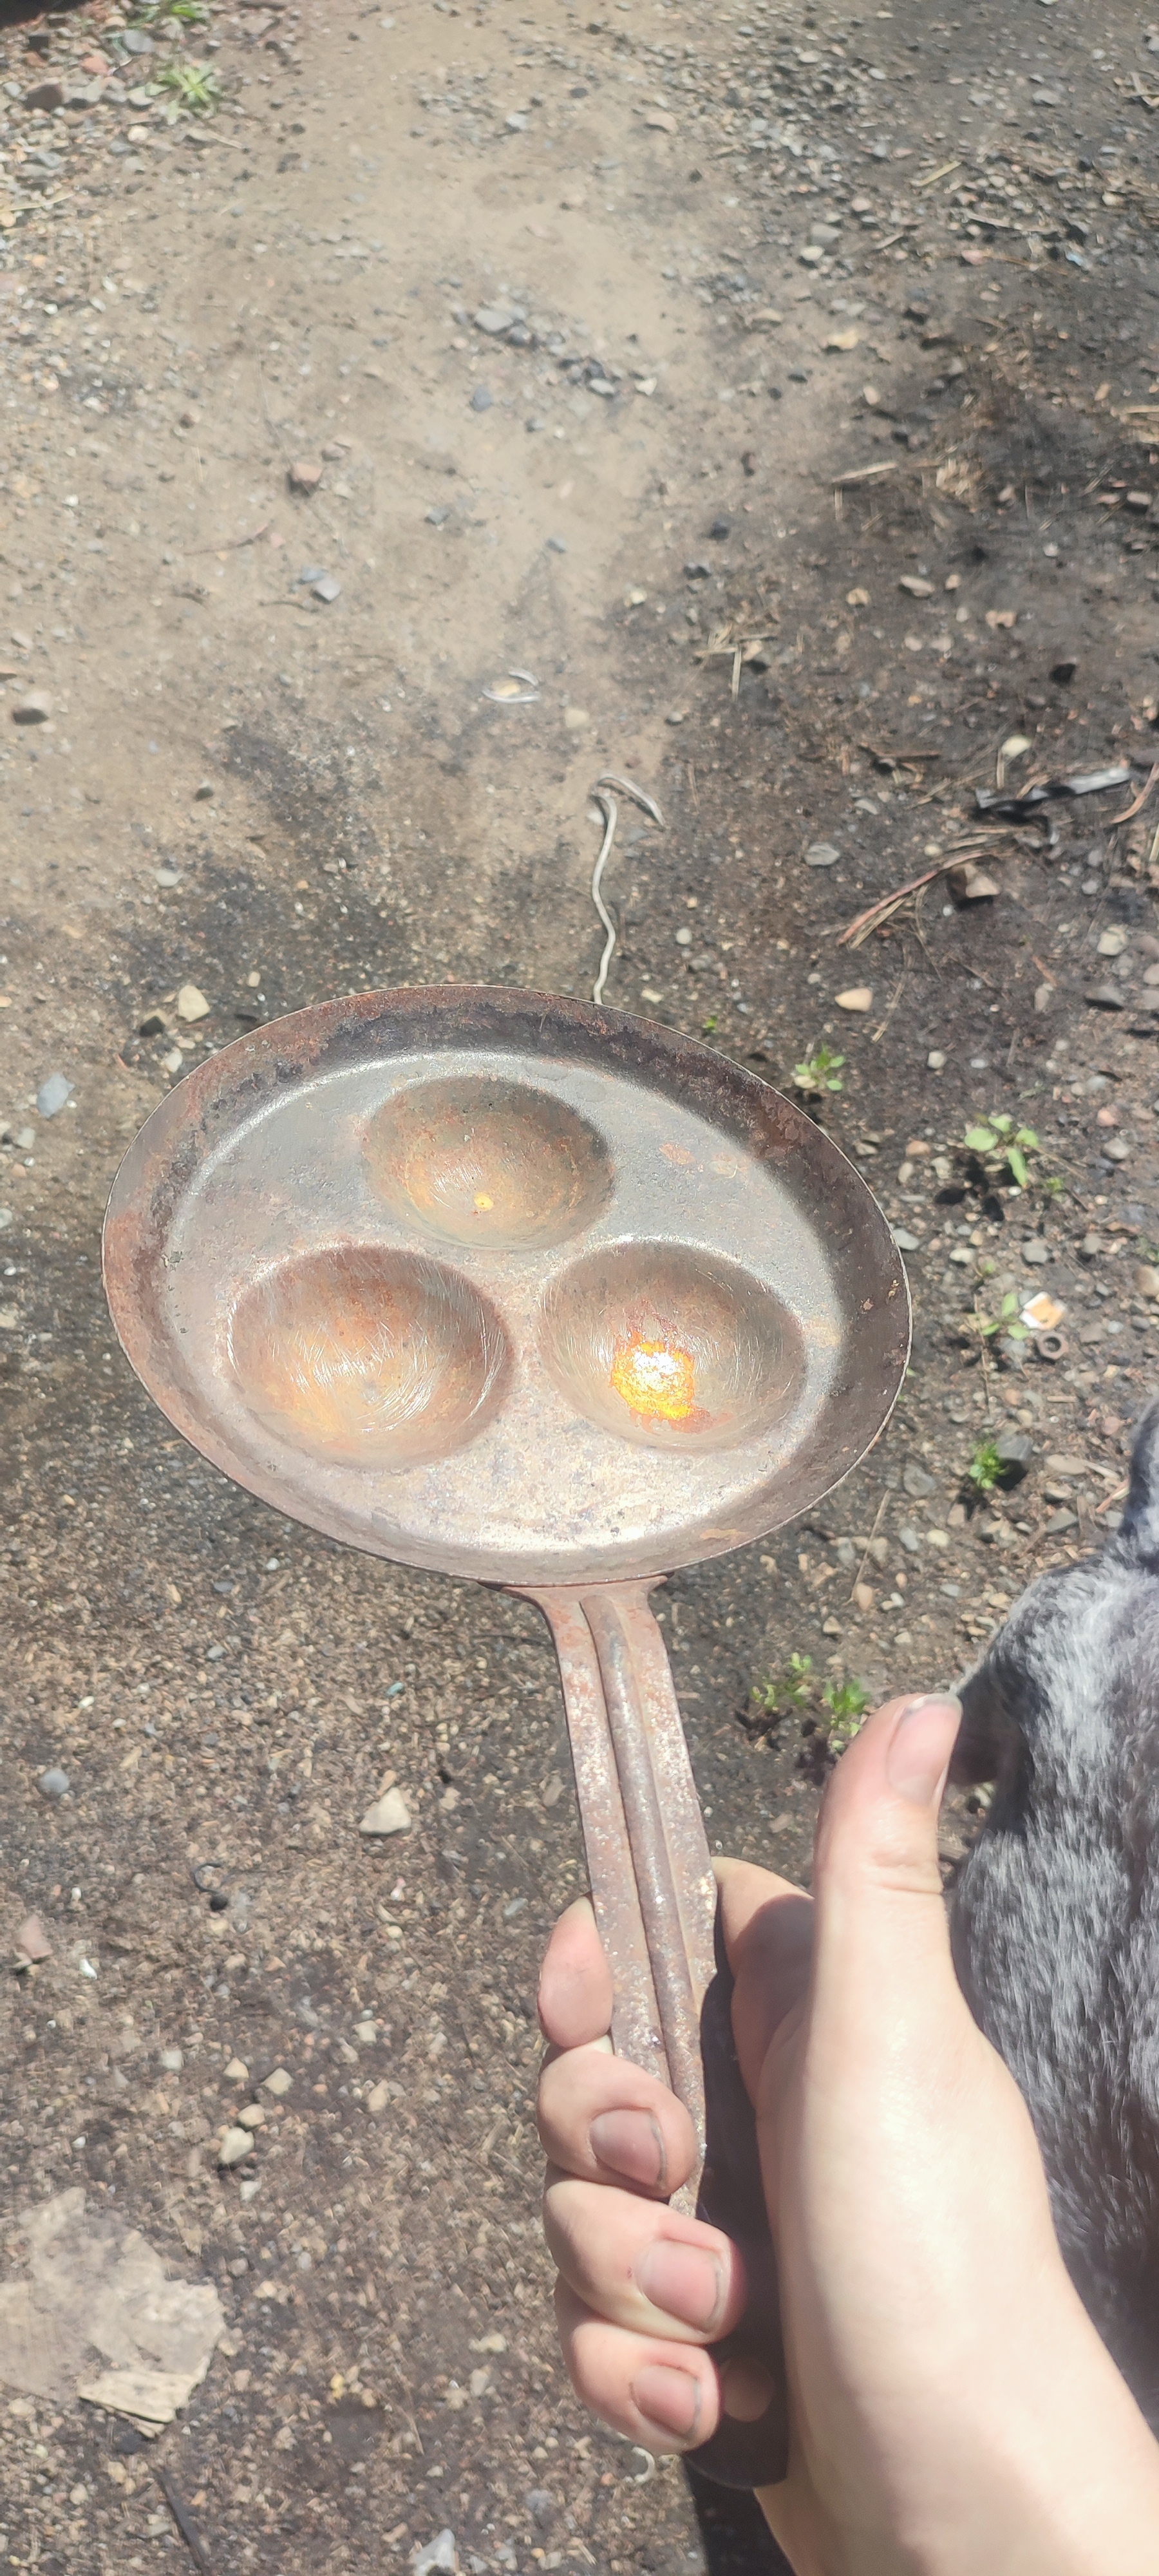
[
  {"xmin": 580, "ymin": 1585, "xmax": 715, "ymax": 2164},
  {"xmin": 514, "ymin": 1586, "xmax": 669, "ymax": 2092}
]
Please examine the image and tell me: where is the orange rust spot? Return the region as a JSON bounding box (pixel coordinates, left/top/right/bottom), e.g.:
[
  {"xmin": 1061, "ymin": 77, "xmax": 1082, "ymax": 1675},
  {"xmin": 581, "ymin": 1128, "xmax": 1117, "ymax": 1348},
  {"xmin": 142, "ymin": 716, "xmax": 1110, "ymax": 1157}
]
[{"xmin": 610, "ymin": 1332, "xmax": 696, "ymax": 1425}]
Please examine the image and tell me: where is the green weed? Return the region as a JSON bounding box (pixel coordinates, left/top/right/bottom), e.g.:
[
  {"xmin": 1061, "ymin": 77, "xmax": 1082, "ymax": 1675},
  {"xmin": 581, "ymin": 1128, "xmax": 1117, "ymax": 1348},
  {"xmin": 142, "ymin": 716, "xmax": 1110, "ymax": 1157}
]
[
  {"xmin": 963, "ymin": 1113, "xmax": 1041, "ymax": 1192},
  {"xmin": 751, "ymin": 1651, "xmax": 814, "ymax": 1719},
  {"xmin": 793, "ymin": 1044, "xmax": 845, "ymax": 1097}
]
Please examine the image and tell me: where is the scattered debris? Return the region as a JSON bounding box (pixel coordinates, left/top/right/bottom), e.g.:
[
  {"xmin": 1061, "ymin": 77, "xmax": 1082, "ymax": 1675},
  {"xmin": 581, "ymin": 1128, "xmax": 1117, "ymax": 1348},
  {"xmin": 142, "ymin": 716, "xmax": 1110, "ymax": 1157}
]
[
  {"xmin": 975, "ymin": 764, "xmax": 1137, "ymax": 823},
  {"xmin": 482, "ymin": 669, "xmax": 540, "ymax": 705},
  {"xmin": 0, "ymin": 2190, "xmax": 223, "ymax": 2424},
  {"xmin": 154, "ymin": 2466, "xmax": 214, "ymax": 2575},
  {"xmin": 587, "ymin": 772, "xmax": 664, "ymax": 1006}
]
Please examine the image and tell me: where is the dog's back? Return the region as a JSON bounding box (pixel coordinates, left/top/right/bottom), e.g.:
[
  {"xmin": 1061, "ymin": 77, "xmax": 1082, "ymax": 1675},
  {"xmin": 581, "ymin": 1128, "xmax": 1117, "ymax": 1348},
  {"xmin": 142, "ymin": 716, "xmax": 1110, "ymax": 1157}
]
[{"xmin": 950, "ymin": 1399, "xmax": 1159, "ymax": 2427}]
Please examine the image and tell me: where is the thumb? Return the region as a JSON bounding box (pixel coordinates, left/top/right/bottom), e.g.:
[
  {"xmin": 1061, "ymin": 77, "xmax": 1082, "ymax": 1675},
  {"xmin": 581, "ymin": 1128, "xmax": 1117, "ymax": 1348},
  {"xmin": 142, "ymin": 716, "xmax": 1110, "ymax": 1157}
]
[{"xmin": 809, "ymin": 1692, "xmax": 966, "ymax": 2054}]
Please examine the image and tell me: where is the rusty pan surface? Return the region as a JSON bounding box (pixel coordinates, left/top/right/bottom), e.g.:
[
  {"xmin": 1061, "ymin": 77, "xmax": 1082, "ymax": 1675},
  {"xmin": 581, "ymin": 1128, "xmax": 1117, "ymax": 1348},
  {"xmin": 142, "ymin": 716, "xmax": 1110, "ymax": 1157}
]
[{"xmin": 102, "ymin": 986, "xmax": 910, "ymax": 1586}]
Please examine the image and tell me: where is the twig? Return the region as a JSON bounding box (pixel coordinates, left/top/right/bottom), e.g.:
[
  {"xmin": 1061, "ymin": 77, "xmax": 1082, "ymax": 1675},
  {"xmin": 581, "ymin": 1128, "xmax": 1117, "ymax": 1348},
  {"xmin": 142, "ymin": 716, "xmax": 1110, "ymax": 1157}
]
[
  {"xmin": 850, "ymin": 1493, "xmax": 888, "ymax": 1600},
  {"xmin": 1108, "ymin": 763, "xmax": 1159, "ymax": 828},
  {"xmin": 1095, "ymin": 1477, "xmax": 1129, "ymax": 1518},
  {"xmin": 191, "ymin": 524, "xmax": 270, "ymax": 556},
  {"xmin": 871, "ymin": 972, "xmax": 907, "ymax": 1044},
  {"xmin": 155, "ymin": 2467, "xmax": 214, "ymax": 2573},
  {"xmin": 589, "ymin": 772, "xmax": 664, "ymax": 1007}
]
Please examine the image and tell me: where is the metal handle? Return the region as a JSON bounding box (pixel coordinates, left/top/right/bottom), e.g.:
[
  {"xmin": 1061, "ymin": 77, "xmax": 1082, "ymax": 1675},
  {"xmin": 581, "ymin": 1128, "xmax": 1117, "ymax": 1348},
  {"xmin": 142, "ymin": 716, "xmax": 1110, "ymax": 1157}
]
[{"xmin": 518, "ymin": 1578, "xmax": 789, "ymax": 2491}]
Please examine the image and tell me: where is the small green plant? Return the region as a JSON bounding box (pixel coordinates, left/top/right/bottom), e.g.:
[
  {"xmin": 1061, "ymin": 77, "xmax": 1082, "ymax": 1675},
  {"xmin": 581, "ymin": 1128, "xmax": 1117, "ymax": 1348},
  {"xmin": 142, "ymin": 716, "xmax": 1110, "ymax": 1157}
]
[
  {"xmin": 963, "ymin": 1113, "xmax": 1041, "ymax": 1191},
  {"xmin": 793, "ymin": 1043, "xmax": 845, "ymax": 1097},
  {"xmin": 157, "ymin": 59, "xmax": 221, "ymax": 111},
  {"xmin": 963, "ymin": 1289, "xmax": 1029, "ymax": 1347},
  {"xmin": 701, "ymin": 1012, "xmax": 719, "ymax": 1036},
  {"xmin": 822, "ymin": 1676, "xmax": 871, "ymax": 1743},
  {"xmin": 751, "ymin": 1651, "xmax": 814, "ymax": 1719},
  {"xmin": 1040, "ymin": 1173, "xmax": 1066, "ymax": 1200},
  {"xmin": 968, "ymin": 1439, "xmax": 1004, "ymax": 1493}
]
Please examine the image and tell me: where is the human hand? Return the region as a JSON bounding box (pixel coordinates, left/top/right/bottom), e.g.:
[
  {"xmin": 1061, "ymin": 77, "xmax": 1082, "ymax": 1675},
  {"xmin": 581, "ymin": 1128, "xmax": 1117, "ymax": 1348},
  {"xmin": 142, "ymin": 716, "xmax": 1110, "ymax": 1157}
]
[{"xmin": 538, "ymin": 1694, "xmax": 1159, "ymax": 2576}]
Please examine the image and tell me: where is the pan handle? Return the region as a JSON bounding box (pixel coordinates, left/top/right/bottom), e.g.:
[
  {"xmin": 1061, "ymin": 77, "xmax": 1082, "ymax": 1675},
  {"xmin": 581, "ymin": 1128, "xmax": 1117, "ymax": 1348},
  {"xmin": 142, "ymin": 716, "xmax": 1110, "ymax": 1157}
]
[{"xmin": 516, "ymin": 1578, "xmax": 789, "ymax": 2492}]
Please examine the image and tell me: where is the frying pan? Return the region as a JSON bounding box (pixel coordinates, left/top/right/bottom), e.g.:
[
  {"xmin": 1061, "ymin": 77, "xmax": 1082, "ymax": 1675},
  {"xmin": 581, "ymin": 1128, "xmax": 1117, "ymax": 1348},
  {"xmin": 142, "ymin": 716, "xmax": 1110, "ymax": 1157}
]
[{"xmin": 102, "ymin": 985, "xmax": 910, "ymax": 2486}]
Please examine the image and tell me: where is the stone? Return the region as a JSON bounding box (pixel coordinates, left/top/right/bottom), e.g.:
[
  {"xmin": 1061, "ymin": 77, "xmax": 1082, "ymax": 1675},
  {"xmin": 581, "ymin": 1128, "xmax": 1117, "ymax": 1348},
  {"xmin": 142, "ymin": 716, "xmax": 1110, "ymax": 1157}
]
[
  {"xmin": 547, "ymin": 535, "xmax": 568, "ymax": 554},
  {"xmin": 892, "ymin": 1227, "xmax": 920, "ymax": 1252},
  {"xmin": 353, "ymin": 2018, "xmax": 378, "ymax": 2045},
  {"xmin": 1132, "ymin": 1265, "xmax": 1159, "ymax": 1300},
  {"xmin": 261, "ymin": 2067, "xmax": 292, "ymax": 2098},
  {"xmin": 218, "ymin": 2126, "xmax": 254, "ymax": 2168},
  {"xmin": 312, "ymin": 574, "xmax": 342, "ymax": 603},
  {"xmin": 36, "ymin": 1073, "xmax": 72, "ymax": 1117},
  {"xmin": 366, "ymin": 2078, "xmax": 391, "ymax": 2116},
  {"xmin": 1078, "ymin": 1233, "xmax": 1106, "ymax": 1262},
  {"xmin": 526, "ymin": 2491, "xmax": 556, "ymax": 2530},
  {"xmin": 1021, "ymin": 1239, "xmax": 1050, "ymax": 1265},
  {"xmin": 159, "ymin": 2047, "xmax": 184, "ymax": 2073},
  {"xmin": 237, "ymin": 2104, "xmax": 266, "ymax": 2130},
  {"xmin": 193, "ymin": 782, "xmax": 214, "ymax": 802},
  {"xmin": 1044, "ymin": 1455, "xmax": 1088, "ymax": 1479},
  {"xmin": 1044, "ymin": 1507, "xmax": 1079, "ymax": 1535},
  {"xmin": 1097, "ymin": 927, "xmax": 1127, "ymax": 957},
  {"xmin": 473, "ymin": 306, "xmax": 514, "ymax": 335},
  {"xmin": 288, "ymin": 460, "xmax": 323, "ymax": 495},
  {"xmin": 836, "ymin": 987, "xmax": 872, "ymax": 1012},
  {"xmin": 12, "ymin": 693, "xmax": 52, "ymax": 726},
  {"xmin": 1051, "ymin": 655, "xmax": 1077, "ymax": 684},
  {"xmin": 223, "ymin": 2058, "xmax": 249, "ymax": 2083},
  {"xmin": 1086, "ymin": 985, "xmax": 1126, "ymax": 1011},
  {"xmin": 898, "ymin": 1526, "xmax": 921, "ymax": 1554},
  {"xmin": 359, "ymin": 1786, "xmax": 411, "ymax": 1836},
  {"xmin": 121, "ymin": 27, "xmax": 155, "ymax": 50},
  {"xmin": 175, "ymin": 984, "xmax": 211, "ymax": 1023},
  {"xmin": 994, "ymin": 1430, "xmax": 1033, "ymax": 1482},
  {"xmin": 563, "ymin": 707, "xmax": 589, "ymax": 731},
  {"xmin": 16, "ymin": 1914, "xmax": 51, "ymax": 1962},
  {"xmin": 852, "ymin": 1581, "xmax": 875, "ymax": 1613},
  {"xmin": 471, "ymin": 385, "xmax": 493, "ymax": 412},
  {"xmin": 1106, "ymin": 1137, "xmax": 1131, "ymax": 1162},
  {"xmin": 927, "ymin": 1050, "xmax": 946, "ymax": 1070},
  {"xmin": 900, "ymin": 575, "xmax": 934, "ymax": 596},
  {"xmin": 24, "ymin": 79, "xmax": 66, "ymax": 109},
  {"xmin": 804, "ymin": 841, "xmax": 840, "ymax": 867},
  {"xmin": 708, "ymin": 515, "xmax": 731, "ymax": 540},
  {"xmin": 413, "ymin": 2534, "xmax": 458, "ymax": 2576},
  {"xmin": 902, "ymin": 1460, "xmax": 936, "ymax": 1497},
  {"xmin": 39, "ymin": 1768, "xmax": 70, "ymax": 1798}
]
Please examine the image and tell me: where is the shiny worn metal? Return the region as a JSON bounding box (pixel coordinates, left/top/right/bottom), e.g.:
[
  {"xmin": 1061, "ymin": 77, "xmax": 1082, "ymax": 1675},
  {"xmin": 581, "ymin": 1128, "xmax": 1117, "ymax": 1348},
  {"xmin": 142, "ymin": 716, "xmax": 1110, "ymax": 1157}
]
[{"xmin": 103, "ymin": 984, "xmax": 910, "ymax": 2489}]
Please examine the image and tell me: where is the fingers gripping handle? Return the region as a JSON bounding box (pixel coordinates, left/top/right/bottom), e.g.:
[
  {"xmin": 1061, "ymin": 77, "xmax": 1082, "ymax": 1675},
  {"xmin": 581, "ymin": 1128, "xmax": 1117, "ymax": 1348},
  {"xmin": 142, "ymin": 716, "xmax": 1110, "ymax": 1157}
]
[{"xmin": 522, "ymin": 1580, "xmax": 789, "ymax": 2491}]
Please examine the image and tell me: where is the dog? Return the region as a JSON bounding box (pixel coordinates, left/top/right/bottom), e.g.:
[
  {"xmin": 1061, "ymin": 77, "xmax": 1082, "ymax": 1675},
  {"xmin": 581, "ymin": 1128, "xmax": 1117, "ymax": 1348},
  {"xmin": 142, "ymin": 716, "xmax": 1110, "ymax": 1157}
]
[{"xmin": 949, "ymin": 1395, "xmax": 1159, "ymax": 2430}]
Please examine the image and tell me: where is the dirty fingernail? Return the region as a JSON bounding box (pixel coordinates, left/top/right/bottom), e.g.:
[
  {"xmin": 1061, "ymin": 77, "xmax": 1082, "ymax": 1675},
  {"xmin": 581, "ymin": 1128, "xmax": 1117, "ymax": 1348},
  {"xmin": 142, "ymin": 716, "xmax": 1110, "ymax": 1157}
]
[
  {"xmin": 590, "ymin": 2109, "xmax": 666, "ymax": 2190},
  {"xmin": 632, "ymin": 2363, "xmax": 702, "ymax": 2442},
  {"xmin": 887, "ymin": 1695, "xmax": 961, "ymax": 1806},
  {"xmin": 636, "ymin": 2240, "xmax": 724, "ymax": 2333}
]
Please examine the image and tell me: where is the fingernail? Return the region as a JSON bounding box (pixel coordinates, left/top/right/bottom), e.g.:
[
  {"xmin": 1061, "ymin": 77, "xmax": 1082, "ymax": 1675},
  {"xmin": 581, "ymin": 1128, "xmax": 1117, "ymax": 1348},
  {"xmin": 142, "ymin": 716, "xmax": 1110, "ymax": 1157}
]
[
  {"xmin": 631, "ymin": 2363, "xmax": 702, "ymax": 2443},
  {"xmin": 887, "ymin": 1695, "xmax": 961, "ymax": 1806},
  {"xmin": 636, "ymin": 2240, "xmax": 724, "ymax": 2334},
  {"xmin": 590, "ymin": 2109, "xmax": 666, "ymax": 2191}
]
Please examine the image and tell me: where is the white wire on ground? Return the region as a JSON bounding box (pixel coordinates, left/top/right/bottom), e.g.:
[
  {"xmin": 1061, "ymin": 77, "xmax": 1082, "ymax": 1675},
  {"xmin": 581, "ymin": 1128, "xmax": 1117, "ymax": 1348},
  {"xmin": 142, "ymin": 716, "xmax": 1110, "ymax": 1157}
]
[{"xmin": 589, "ymin": 771, "xmax": 664, "ymax": 1008}]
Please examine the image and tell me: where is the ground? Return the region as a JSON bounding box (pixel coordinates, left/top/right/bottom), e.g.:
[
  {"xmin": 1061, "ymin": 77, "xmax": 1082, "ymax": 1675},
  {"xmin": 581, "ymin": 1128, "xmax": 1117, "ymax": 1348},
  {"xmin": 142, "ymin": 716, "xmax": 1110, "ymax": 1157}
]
[{"xmin": 2, "ymin": 0, "xmax": 1159, "ymax": 2566}]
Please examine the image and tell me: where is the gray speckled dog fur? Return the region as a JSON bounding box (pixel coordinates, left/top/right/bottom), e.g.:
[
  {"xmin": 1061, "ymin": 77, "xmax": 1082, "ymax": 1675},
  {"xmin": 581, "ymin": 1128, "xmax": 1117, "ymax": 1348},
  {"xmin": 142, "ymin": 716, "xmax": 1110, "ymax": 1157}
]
[{"xmin": 950, "ymin": 1395, "xmax": 1159, "ymax": 2428}]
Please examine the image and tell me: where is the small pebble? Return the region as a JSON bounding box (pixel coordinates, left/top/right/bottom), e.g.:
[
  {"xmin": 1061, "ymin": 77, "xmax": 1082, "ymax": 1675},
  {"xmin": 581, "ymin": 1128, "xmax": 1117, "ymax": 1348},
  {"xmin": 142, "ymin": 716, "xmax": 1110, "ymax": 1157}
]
[
  {"xmin": 359, "ymin": 1787, "xmax": 411, "ymax": 1837},
  {"xmin": 836, "ymin": 987, "xmax": 872, "ymax": 1012},
  {"xmin": 903, "ymin": 1461, "xmax": 936, "ymax": 1498},
  {"xmin": 563, "ymin": 707, "xmax": 589, "ymax": 732},
  {"xmin": 804, "ymin": 841, "xmax": 840, "ymax": 867},
  {"xmin": 288, "ymin": 459, "xmax": 323, "ymax": 495},
  {"xmin": 471, "ymin": 386, "xmax": 493, "ymax": 412},
  {"xmin": 11, "ymin": 693, "xmax": 52, "ymax": 726},
  {"xmin": 927, "ymin": 1050, "xmax": 946, "ymax": 1071},
  {"xmin": 17, "ymin": 1914, "xmax": 52, "ymax": 1962},
  {"xmin": 37, "ymin": 1073, "xmax": 73, "ymax": 1118},
  {"xmin": 262, "ymin": 2067, "xmax": 293, "ymax": 2098},
  {"xmin": 39, "ymin": 1768, "xmax": 70, "ymax": 1798},
  {"xmin": 547, "ymin": 535, "xmax": 569, "ymax": 554},
  {"xmin": 312, "ymin": 573, "xmax": 342, "ymax": 603},
  {"xmin": 176, "ymin": 985, "xmax": 211, "ymax": 1023},
  {"xmin": 155, "ymin": 867, "xmax": 181, "ymax": 890},
  {"xmin": 218, "ymin": 2126, "xmax": 254, "ymax": 2169}
]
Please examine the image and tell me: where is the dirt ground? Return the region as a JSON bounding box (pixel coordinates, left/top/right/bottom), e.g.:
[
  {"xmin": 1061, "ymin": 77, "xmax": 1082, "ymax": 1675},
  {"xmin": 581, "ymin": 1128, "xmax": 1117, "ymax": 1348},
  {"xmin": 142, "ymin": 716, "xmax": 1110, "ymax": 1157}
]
[{"xmin": 3, "ymin": 0, "xmax": 1159, "ymax": 2566}]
